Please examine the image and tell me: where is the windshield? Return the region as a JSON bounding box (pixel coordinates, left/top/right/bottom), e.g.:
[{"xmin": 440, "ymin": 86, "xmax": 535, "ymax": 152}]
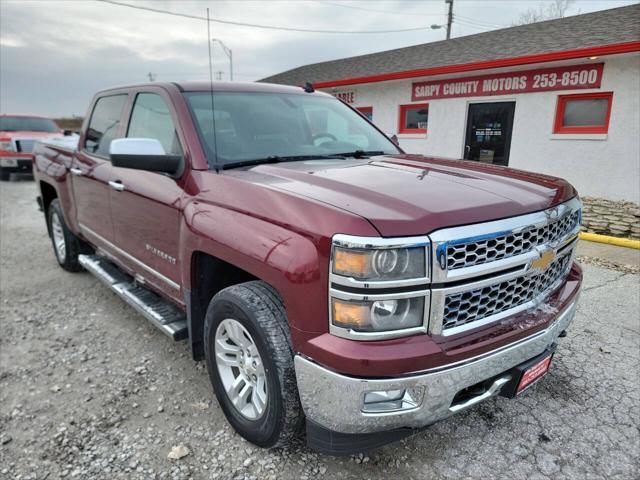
[
  {"xmin": 0, "ymin": 116, "xmax": 59, "ymax": 133},
  {"xmin": 184, "ymin": 92, "xmax": 399, "ymax": 168}
]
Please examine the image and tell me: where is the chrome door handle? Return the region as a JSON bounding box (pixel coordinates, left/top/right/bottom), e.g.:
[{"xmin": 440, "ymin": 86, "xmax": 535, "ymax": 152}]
[
  {"xmin": 70, "ymin": 167, "xmax": 83, "ymax": 176},
  {"xmin": 449, "ymin": 376, "xmax": 511, "ymax": 413},
  {"xmin": 108, "ymin": 180, "xmax": 125, "ymax": 192}
]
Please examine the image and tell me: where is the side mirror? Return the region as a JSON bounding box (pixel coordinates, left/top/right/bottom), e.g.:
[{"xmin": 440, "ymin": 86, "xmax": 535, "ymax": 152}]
[
  {"xmin": 389, "ymin": 134, "xmax": 400, "ymax": 146},
  {"xmin": 63, "ymin": 129, "xmax": 74, "ymax": 136},
  {"xmin": 109, "ymin": 138, "xmax": 182, "ymax": 176}
]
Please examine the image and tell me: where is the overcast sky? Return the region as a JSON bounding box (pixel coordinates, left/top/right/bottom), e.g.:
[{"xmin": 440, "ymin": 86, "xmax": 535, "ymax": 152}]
[{"xmin": 1, "ymin": 0, "xmax": 636, "ymax": 117}]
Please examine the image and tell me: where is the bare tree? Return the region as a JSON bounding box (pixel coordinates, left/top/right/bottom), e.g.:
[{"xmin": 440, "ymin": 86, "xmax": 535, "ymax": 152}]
[
  {"xmin": 548, "ymin": 0, "xmax": 574, "ymax": 17},
  {"xmin": 516, "ymin": 5, "xmax": 546, "ymax": 25},
  {"xmin": 514, "ymin": 0, "xmax": 575, "ymax": 25}
]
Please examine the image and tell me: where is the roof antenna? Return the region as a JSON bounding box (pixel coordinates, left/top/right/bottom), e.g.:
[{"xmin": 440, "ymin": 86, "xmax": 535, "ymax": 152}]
[
  {"xmin": 207, "ymin": 7, "xmax": 220, "ymax": 171},
  {"xmin": 303, "ymin": 82, "xmax": 315, "ymax": 93}
]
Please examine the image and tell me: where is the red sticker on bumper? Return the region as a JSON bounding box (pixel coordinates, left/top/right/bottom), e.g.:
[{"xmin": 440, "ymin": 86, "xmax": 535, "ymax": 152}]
[{"xmin": 518, "ymin": 355, "xmax": 552, "ymax": 394}]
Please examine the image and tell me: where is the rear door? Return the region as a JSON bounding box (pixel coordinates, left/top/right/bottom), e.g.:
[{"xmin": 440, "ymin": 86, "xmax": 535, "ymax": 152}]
[
  {"xmin": 108, "ymin": 89, "xmax": 185, "ymax": 303},
  {"xmin": 72, "ymin": 94, "xmax": 128, "ymax": 247}
]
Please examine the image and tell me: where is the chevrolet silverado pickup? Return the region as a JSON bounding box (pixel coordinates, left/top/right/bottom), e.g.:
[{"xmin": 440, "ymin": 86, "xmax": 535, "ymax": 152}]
[
  {"xmin": 33, "ymin": 82, "xmax": 582, "ymax": 455},
  {"xmin": 0, "ymin": 115, "xmax": 64, "ymax": 180}
]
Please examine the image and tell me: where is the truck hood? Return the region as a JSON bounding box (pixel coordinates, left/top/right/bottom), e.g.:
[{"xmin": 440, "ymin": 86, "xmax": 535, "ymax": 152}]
[
  {"xmin": 0, "ymin": 131, "xmax": 62, "ymax": 138},
  {"xmin": 239, "ymin": 155, "xmax": 576, "ymax": 237},
  {"xmin": 0, "ymin": 131, "xmax": 62, "ymax": 143}
]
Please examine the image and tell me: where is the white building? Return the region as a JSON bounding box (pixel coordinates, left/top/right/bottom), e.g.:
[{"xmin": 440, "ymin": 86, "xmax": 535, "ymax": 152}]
[{"xmin": 263, "ymin": 5, "xmax": 640, "ymax": 205}]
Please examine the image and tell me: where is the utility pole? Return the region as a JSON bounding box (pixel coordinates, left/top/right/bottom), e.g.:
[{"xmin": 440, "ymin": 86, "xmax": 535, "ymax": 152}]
[
  {"xmin": 445, "ymin": 0, "xmax": 453, "ymax": 40},
  {"xmin": 147, "ymin": 72, "xmax": 157, "ymax": 82}
]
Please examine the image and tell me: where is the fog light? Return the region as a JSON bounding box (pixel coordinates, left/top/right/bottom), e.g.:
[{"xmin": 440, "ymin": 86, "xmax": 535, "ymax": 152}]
[{"xmin": 362, "ymin": 387, "xmax": 423, "ymax": 414}]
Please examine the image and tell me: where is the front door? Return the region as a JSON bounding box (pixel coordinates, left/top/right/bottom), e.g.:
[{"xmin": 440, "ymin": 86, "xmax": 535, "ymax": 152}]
[
  {"xmin": 109, "ymin": 90, "xmax": 185, "ymax": 303},
  {"xmin": 72, "ymin": 93, "xmax": 128, "ymax": 247},
  {"xmin": 464, "ymin": 102, "xmax": 515, "ymax": 166}
]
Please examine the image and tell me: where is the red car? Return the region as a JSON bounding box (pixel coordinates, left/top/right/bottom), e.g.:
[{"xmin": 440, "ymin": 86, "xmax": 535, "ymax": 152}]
[
  {"xmin": 32, "ymin": 82, "xmax": 582, "ymax": 454},
  {"xmin": 0, "ymin": 115, "xmax": 63, "ymax": 180}
]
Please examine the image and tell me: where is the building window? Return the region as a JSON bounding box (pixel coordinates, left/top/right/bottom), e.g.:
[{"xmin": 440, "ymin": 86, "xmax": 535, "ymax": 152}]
[
  {"xmin": 399, "ymin": 103, "xmax": 428, "ymax": 134},
  {"xmin": 357, "ymin": 106, "xmax": 373, "ymax": 122},
  {"xmin": 553, "ymin": 92, "xmax": 613, "ymax": 134}
]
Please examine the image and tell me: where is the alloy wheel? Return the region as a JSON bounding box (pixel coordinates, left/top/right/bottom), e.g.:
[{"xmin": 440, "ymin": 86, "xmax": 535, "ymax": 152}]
[
  {"xmin": 214, "ymin": 318, "xmax": 268, "ymax": 420},
  {"xmin": 51, "ymin": 212, "xmax": 66, "ymax": 263}
]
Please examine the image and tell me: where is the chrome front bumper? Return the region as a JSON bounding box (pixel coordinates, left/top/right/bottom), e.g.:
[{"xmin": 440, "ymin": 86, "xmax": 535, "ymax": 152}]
[{"xmin": 295, "ymin": 300, "xmax": 577, "ymax": 434}]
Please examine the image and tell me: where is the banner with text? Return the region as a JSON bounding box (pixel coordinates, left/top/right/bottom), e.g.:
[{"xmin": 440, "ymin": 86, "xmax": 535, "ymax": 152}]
[
  {"xmin": 412, "ymin": 63, "xmax": 604, "ymax": 101},
  {"xmin": 333, "ymin": 91, "xmax": 356, "ymax": 104}
]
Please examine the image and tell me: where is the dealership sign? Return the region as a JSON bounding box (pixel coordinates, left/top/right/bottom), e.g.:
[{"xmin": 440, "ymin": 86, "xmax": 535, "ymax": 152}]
[{"xmin": 412, "ymin": 63, "xmax": 604, "ymax": 101}]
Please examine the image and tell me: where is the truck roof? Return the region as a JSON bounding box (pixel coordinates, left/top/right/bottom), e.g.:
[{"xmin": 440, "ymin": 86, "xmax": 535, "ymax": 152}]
[{"xmin": 95, "ymin": 81, "xmax": 330, "ymax": 97}]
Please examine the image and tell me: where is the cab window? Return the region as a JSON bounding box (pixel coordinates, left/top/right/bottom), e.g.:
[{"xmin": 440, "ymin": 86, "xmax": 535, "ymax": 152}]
[
  {"xmin": 85, "ymin": 95, "xmax": 127, "ymax": 157},
  {"xmin": 127, "ymin": 93, "xmax": 182, "ymax": 155}
]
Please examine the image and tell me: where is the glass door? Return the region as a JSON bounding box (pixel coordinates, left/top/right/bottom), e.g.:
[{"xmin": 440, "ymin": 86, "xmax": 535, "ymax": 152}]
[{"xmin": 464, "ymin": 102, "xmax": 515, "ymax": 166}]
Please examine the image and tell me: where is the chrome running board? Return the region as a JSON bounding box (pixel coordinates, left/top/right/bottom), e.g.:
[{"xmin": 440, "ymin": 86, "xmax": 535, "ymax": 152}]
[{"xmin": 79, "ymin": 254, "xmax": 188, "ymax": 341}]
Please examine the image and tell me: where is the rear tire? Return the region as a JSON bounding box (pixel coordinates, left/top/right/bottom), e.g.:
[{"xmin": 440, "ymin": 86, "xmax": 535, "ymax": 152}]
[
  {"xmin": 47, "ymin": 199, "xmax": 83, "ymax": 272},
  {"xmin": 204, "ymin": 281, "xmax": 303, "ymax": 448}
]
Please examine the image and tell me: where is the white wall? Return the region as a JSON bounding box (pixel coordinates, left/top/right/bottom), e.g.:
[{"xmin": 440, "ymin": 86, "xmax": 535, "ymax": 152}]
[{"xmin": 324, "ymin": 53, "xmax": 640, "ymax": 203}]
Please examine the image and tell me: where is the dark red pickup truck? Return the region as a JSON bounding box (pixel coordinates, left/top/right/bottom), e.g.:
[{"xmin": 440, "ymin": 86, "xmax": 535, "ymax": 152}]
[{"xmin": 33, "ymin": 82, "xmax": 582, "ymax": 454}]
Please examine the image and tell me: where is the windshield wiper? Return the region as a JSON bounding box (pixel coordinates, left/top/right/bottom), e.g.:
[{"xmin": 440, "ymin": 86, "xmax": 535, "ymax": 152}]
[
  {"xmin": 221, "ymin": 154, "xmax": 346, "ymax": 170},
  {"xmin": 221, "ymin": 155, "xmax": 282, "ymax": 170},
  {"xmin": 334, "ymin": 150, "xmax": 387, "ymax": 159}
]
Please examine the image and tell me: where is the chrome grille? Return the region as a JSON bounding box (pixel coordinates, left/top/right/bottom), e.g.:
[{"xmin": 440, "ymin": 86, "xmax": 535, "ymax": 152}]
[
  {"xmin": 446, "ymin": 210, "xmax": 580, "ymax": 270},
  {"xmin": 442, "ymin": 253, "xmax": 572, "ymax": 331},
  {"xmin": 16, "ymin": 139, "xmax": 36, "ymax": 153}
]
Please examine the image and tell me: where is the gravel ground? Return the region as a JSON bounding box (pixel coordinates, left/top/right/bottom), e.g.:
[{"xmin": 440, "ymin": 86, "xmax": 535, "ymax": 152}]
[{"xmin": 1, "ymin": 180, "xmax": 639, "ymax": 480}]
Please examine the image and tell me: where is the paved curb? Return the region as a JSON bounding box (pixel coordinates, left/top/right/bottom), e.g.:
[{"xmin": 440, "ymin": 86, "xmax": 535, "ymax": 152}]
[{"xmin": 579, "ymin": 232, "xmax": 640, "ymax": 250}]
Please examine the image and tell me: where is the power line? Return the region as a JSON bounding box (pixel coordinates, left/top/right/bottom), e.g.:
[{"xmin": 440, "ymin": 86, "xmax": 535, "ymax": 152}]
[
  {"xmin": 313, "ymin": 0, "xmax": 444, "ymax": 17},
  {"xmin": 454, "ymin": 18, "xmax": 496, "ymax": 31},
  {"xmin": 97, "ymin": 0, "xmax": 436, "ymax": 34},
  {"xmin": 455, "ymin": 14, "xmax": 506, "ymax": 29},
  {"xmin": 456, "ymin": 23, "xmax": 493, "ymax": 32},
  {"xmin": 314, "ymin": 1, "xmax": 505, "ymax": 32}
]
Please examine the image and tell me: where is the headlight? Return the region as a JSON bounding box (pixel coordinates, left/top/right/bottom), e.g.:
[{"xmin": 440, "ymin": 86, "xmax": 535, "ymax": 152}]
[
  {"xmin": 329, "ymin": 234, "xmax": 430, "ymax": 339},
  {"xmin": 0, "ymin": 141, "xmax": 14, "ymax": 152},
  {"xmin": 332, "ymin": 296, "xmax": 425, "ymax": 332},
  {"xmin": 332, "ymin": 246, "xmax": 426, "ymax": 281}
]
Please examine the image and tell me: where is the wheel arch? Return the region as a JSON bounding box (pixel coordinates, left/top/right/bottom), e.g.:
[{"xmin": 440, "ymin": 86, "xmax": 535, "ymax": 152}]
[
  {"xmin": 39, "ymin": 181, "xmax": 58, "ymax": 236},
  {"xmin": 187, "ymin": 251, "xmax": 259, "ymax": 360},
  {"xmin": 180, "ymin": 202, "xmax": 327, "ymax": 360}
]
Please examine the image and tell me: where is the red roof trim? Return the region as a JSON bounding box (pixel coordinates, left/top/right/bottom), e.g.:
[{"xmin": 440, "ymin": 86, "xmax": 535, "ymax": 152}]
[{"xmin": 313, "ymin": 41, "xmax": 640, "ymax": 89}]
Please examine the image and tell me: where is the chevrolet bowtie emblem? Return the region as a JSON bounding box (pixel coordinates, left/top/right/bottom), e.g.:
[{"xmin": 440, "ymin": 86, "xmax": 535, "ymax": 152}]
[
  {"xmin": 546, "ymin": 207, "xmax": 560, "ymax": 220},
  {"xmin": 531, "ymin": 248, "xmax": 555, "ymax": 272}
]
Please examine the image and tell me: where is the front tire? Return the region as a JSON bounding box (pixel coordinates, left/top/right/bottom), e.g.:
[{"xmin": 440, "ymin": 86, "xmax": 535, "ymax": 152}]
[
  {"xmin": 0, "ymin": 168, "xmax": 10, "ymax": 181},
  {"xmin": 204, "ymin": 281, "xmax": 303, "ymax": 448},
  {"xmin": 47, "ymin": 199, "xmax": 83, "ymax": 272}
]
